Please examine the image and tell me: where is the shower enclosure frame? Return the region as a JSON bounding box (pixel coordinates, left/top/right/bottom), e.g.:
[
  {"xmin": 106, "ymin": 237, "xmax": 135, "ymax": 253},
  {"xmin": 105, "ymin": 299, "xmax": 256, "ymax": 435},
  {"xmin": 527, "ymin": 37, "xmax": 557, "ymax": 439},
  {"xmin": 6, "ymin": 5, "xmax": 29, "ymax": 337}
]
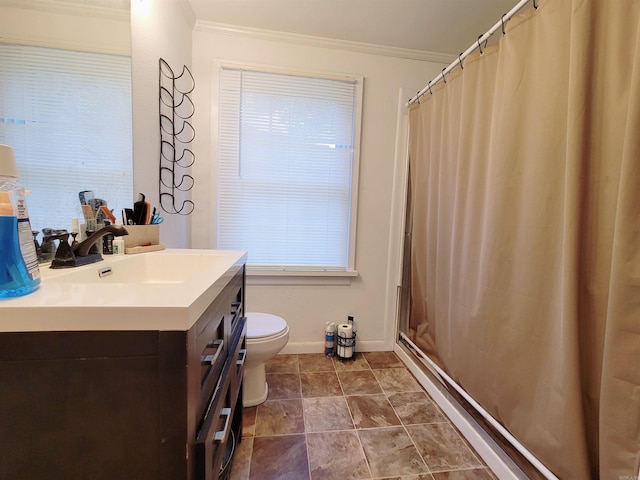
[{"xmin": 386, "ymin": 88, "xmax": 553, "ymax": 480}]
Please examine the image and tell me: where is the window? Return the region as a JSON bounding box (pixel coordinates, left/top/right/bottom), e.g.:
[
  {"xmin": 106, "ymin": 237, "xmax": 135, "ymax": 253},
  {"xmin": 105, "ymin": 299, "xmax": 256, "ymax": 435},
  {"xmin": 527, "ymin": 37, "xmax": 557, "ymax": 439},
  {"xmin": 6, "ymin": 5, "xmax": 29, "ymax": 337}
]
[
  {"xmin": 0, "ymin": 43, "xmax": 132, "ymax": 234},
  {"xmin": 217, "ymin": 66, "xmax": 362, "ymax": 272}
]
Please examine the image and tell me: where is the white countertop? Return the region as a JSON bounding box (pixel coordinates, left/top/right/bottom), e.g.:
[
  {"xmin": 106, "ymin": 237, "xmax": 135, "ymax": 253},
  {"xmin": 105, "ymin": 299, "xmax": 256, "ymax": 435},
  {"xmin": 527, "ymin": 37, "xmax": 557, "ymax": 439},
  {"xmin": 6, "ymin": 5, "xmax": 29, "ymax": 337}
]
[{"xmin": 0, "ymin": 249, "xmax": 247, "ymax": 332}]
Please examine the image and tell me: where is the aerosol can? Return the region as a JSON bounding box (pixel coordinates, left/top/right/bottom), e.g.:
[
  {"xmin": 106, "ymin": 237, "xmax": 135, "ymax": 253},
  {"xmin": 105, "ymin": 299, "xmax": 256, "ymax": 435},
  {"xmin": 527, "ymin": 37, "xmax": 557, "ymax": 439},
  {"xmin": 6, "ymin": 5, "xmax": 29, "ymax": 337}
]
[{"xmin": 324, "ymin": 322, "xmax": 336, "ymax": 356}]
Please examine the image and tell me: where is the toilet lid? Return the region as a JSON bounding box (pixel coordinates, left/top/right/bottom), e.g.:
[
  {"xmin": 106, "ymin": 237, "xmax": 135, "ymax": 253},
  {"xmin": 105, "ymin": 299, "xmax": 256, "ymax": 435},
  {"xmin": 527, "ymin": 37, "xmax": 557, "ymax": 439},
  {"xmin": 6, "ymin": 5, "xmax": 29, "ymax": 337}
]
[{"xmin": 246, "ymin": 312, "xmax": 288, "ymax": 339}]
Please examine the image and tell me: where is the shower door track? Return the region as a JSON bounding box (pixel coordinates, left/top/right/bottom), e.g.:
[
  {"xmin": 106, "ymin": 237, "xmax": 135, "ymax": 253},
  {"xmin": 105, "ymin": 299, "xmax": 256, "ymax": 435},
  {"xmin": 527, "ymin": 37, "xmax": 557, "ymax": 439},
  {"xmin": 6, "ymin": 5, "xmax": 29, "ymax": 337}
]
[{"xmin": 398, "ymin": 332, "xmax": 558, "ymax": 480}]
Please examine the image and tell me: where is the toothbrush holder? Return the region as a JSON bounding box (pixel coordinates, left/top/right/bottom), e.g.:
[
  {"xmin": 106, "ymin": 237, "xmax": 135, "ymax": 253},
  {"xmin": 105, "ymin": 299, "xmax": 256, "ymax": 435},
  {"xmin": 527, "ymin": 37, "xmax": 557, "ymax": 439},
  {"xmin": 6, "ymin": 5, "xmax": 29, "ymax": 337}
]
[{"xmin": 123, "ymin": 225, "xmax": 160, "ymax": 248}]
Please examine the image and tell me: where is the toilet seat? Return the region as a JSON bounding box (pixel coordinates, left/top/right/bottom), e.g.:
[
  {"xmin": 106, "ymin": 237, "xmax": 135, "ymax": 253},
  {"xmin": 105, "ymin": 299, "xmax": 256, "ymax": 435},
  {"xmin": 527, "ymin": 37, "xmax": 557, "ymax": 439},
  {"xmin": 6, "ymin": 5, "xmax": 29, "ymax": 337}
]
[{"xmin": 246, "ymin": 312, "xmax": 288, "ymax": 341}]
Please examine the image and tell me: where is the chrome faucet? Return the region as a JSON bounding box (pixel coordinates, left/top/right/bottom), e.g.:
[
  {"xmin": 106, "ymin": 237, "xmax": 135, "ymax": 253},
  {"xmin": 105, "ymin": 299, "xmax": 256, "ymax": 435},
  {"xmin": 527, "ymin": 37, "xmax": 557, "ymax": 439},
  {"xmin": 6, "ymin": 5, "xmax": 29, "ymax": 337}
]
[{"xmin": 50, "ymin": 225, "xmax": 128, "ymax": 269}]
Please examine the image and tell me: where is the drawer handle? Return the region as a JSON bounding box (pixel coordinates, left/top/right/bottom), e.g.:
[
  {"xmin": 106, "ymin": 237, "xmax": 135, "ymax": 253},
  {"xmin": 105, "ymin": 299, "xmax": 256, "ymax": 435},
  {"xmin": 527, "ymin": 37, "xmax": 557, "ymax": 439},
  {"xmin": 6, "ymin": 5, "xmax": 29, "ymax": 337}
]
[
  {"xmin": 213, "ymin": 407, "xmax": 232, "ymax": 442},
  {"xmin": 201, "ymin": 339, "xmax": 223, "ymax": 365},
  {"xmin": 236, "ymin": 348, "xmax": 247, "ymax": 366}
]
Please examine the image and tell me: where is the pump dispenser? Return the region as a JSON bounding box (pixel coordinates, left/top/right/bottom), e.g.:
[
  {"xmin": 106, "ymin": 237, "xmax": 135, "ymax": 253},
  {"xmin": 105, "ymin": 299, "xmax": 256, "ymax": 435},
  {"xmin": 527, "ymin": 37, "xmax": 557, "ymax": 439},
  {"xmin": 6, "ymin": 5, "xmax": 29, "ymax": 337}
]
[{"xmin": 0, "ymin": 144, "xmax": 40, "ymax": 298}]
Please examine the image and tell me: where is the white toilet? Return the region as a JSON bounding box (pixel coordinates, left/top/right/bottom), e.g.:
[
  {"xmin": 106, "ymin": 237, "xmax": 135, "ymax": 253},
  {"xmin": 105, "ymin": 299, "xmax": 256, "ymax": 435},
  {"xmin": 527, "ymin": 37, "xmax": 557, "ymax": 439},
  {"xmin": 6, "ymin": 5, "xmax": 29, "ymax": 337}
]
[{"xmin": 243, "ymin": 312, "xmax": 290, "ymax": 407}]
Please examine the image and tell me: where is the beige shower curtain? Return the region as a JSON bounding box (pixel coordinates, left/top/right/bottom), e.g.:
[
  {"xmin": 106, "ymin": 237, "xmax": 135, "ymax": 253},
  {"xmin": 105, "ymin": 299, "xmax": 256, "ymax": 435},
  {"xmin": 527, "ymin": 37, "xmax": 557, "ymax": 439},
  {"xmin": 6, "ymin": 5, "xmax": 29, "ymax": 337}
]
[{"xmin": 407, "ymin": 0, "xmax": 640, "ymax": 478}]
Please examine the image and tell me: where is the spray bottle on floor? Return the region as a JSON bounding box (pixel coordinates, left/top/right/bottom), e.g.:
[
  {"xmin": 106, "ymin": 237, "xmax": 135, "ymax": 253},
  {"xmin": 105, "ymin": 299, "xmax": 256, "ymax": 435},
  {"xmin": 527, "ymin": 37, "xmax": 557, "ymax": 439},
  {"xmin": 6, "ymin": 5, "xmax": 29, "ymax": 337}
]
[{"xmin": 325, "ymin": 322, "xmax": 336, "ymax": 356}]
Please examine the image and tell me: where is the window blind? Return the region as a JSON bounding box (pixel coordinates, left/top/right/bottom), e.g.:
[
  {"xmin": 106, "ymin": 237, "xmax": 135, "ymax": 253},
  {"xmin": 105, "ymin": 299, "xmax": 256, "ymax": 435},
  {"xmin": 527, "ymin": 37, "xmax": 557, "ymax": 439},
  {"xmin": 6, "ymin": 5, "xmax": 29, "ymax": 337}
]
[
  {"xmin": 218, "ymin": 67, "xmax": 357, "ymax": 270},
  {"xmin": 0, "ymin": 43, "xmax": 132, "ymax": 233}
]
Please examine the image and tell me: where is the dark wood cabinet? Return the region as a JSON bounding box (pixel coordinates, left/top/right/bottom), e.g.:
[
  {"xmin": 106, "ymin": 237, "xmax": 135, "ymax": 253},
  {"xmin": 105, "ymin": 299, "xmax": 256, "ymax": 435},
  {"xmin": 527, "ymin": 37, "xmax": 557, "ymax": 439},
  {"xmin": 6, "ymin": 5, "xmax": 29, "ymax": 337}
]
[{"xmin": 0, "ymin": 265, "xmax": 246, "ymax": 480}]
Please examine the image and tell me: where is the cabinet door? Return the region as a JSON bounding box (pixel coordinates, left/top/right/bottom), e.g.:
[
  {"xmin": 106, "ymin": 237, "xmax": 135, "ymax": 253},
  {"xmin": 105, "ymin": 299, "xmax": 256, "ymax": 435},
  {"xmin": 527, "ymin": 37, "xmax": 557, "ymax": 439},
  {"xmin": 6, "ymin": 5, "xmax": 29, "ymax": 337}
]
[{"xmin": 0, "ymin": 355, "xmax": 160, "ymax": 480}]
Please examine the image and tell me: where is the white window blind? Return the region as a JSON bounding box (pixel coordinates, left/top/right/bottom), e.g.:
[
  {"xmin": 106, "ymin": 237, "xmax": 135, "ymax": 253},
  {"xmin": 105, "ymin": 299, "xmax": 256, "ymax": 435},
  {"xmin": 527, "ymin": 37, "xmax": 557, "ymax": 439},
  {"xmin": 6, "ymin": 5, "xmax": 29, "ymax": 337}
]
[
  {"xmin": 218, "ymin": 67, "xmax": 359, "ymax": 270},
  {"xmin": 0, "ymin": 43, "xmax": 132, "ymax": 233}
]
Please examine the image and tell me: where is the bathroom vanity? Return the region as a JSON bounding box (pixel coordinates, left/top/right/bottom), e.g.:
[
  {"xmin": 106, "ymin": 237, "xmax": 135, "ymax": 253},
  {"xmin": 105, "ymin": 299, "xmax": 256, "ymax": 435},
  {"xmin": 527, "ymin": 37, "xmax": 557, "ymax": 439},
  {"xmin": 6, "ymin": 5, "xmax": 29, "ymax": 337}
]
[{"xmin": 0, "ymin": 249, "xmax": 247, "ymax": 480}]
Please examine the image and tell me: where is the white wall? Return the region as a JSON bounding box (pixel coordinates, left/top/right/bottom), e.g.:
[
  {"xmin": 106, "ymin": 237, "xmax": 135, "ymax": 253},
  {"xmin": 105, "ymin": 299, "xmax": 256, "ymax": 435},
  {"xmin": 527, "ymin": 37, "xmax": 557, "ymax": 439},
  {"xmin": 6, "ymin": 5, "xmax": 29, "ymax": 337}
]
[
  {"xmin": 10, "ymin": 0, "xmax": 446, "ymax": 353},
  {"xmin": 5, "ymin": 1, "xmax": 445, "ymax": 352},
  {"xmin": 190, "ymin": 26, "xmax": 445, "ymax": 352},
  {"xmin": 131, "ymin": 0, "xmax": 194, "ymax": 248},
  {"xmin": 0, "ymin": 5, "xmax": 129, "ymax": 55}
]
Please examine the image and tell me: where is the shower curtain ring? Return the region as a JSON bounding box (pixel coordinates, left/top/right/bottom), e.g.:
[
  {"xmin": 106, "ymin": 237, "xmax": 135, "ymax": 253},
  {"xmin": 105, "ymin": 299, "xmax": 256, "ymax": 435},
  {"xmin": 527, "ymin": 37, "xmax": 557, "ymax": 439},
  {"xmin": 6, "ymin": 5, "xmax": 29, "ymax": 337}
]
[
  {"xmin": 533, "ymin": 0, "xmax": 538, "ymax": 9},
  {"xmin": 501, "ymin": 14, "xmax": 506, "ymax": 35},
  {"xmin": 428, "ymin": 81, "xmax": 432, "ymax": 94},
  {"xmin": 441, "ymin": 68, "xmax": 447, "ymax": 83},
  {"xmin": 458, "ymin": 53, "xmax": 464, "ymax": 70},
  {"xmin": 477, "ymin": 35, "xmax": 484, "ymax": 55}
]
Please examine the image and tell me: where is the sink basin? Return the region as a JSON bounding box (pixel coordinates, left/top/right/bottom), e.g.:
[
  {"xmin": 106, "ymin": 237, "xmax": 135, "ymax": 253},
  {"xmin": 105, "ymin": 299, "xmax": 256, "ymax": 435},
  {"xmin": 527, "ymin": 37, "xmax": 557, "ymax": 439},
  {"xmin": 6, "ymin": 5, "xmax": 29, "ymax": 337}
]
[
  {"xmin": 45, "ymin": 252, "xmax": 222, "ymax": 284},
  {"xmin": 0, "ymin": 249, "xmax": 247, "ymax": 332}
]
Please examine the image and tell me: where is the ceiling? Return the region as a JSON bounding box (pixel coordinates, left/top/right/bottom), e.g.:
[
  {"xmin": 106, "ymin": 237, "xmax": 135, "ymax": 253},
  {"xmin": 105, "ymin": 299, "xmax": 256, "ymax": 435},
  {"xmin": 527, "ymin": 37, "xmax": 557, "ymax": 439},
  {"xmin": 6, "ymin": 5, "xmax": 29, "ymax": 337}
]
[
  {"xmin": 186, "ymin": 0, "xmax": 522, "ymax": 55},
  {"xmin": 1, "ymin": 0, "xmax": 525, "ymax": 56}
]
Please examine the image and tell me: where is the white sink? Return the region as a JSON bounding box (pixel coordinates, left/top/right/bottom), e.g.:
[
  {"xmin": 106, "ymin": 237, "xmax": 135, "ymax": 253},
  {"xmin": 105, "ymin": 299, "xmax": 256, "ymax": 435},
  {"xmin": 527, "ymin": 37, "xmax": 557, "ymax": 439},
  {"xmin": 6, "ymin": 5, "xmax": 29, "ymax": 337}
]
[
  {"xmin": 0, "ymin": 249, "xmax": 247, "ymax": 332},
  {"xmin": 44, "ymin": 252, "xmax": 223, "ymax": 284}
]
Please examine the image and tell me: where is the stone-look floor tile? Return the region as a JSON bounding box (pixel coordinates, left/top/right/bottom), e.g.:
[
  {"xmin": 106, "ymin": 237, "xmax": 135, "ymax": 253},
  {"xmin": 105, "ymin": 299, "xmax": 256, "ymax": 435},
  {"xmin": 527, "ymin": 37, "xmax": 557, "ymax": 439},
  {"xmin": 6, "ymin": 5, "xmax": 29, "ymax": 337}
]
[
  {"xmin": 387, "ymin": 391, "xmax": 446, "ymax": 425},
  {"xmin": 406, "ymin": 423, "xmax": 484, "ymax": 473},
  {"xmin": 372, "ymin": 368, "xmax": 422, "ymax": 393},
  {"xmin": 239, "ymin": 352, "xmax": 497, "ymax": 480},
  {"xmin": 301, "ymin": 371, "xmax": 344, "ymax": 398},
  {"xmin": 333, "ymin": 353, "xmax": 371, "ymax": 371},
  {"xmin": 431, "ymin": 468, "xmax": 496, "ymax": 480},
  {"xmin": 242, "ymin": 406, "xmax": 257, "ymax": 438},
  {"xmin": 230, "ymin": 436, "xmax": 253, "ymax": 480},
  {"xmin": 375, "ymin": 475, "xmax": 434, "ymax": 480},
  {"xmin": 358, "ymin": 426, "xmax": 429, "ymax": 478},
  {"xmin": 346, "ymin": 394, "xmax": 401, "ymax": 429},
  {"xmin": 303, "ymin": 396, "xmax": 354, "ymax": 432},
  {"xmin": 299, "ymin": 353, "xmax": 336, "ymax": 372},
  {"xmin": 362, "ymin": 351, "xmax": 404, "ymax": 369},
  {"xmin": 249, "ymin": 434, "xmax": 309, "ymax": 480},
  {"xmin": 255, "ymin": 399, "xmax": 304, "ymax": 436},
  {"xmin": 266, "ymin": 373, "xmax": 301, "ymax": 400},
  {"xmin": 265, "ymin": 354, "xmax": 299, "ymax": 374},
  {"xmin": 307, "ymin": 431, "xmax": 371, "ymax": 480},
  {"xmin": 337, "ymin": 370, "xmax": 383, "ymax": 395}
]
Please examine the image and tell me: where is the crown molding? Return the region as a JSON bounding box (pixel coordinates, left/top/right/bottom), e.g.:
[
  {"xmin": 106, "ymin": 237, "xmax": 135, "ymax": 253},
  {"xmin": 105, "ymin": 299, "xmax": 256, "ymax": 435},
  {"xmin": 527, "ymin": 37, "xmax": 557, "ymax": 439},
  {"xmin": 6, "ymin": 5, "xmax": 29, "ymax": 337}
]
[
  {"xmin": 0, "ymin": 32, "xmax": 130, "ymax": 56},
  {"xmin": 178, "ymin": 0, "xmax": 196, "ymax": 28},
  {"xmin": 194, "ymin": 21, "xmax": 455, "ymax": 64},
  {"xmin": 0, "ymin": 0, "xmax": 129, "ymax": 21}
]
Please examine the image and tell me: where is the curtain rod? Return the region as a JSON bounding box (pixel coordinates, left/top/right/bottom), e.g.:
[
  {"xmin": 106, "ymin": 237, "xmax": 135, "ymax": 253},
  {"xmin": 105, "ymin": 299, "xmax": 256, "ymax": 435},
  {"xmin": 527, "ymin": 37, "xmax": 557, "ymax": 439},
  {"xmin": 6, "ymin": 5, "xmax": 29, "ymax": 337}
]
[{"xmin": 408, "ymin": 0, "xmax": 537, "ymax": 105}]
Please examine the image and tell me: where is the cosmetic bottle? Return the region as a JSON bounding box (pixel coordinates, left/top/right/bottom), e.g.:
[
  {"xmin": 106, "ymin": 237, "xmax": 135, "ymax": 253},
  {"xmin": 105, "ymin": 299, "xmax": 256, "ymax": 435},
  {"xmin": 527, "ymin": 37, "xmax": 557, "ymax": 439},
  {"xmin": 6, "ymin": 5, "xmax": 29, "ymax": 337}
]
[
  {"xmin": 102, "ymin": 220, "xmax": 114, "ymax": 254},
  {"xmin": 0, "ymin": 144, "xmax": 40, "ymax": 298},
  {"xmin": 113, "ymin": 219, "xmax": 125, "ymax": 255}
]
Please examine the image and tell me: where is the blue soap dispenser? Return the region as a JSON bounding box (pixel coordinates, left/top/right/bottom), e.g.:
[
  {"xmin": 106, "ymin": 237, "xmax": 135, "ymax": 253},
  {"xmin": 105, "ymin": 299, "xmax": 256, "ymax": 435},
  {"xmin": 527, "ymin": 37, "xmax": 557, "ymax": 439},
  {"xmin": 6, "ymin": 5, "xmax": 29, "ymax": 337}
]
[{"xmin": 0, "ymin": 144, "xmax": 40, "ymax": 298}]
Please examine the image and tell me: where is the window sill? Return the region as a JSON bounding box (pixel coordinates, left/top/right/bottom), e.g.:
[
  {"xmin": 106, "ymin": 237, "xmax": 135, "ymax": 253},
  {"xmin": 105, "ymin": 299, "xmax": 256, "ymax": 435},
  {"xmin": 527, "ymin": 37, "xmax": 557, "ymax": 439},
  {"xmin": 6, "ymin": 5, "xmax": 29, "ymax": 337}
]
[{"xmin": 246, "ymin": 268, "xmax": 359, "ymax": 286}]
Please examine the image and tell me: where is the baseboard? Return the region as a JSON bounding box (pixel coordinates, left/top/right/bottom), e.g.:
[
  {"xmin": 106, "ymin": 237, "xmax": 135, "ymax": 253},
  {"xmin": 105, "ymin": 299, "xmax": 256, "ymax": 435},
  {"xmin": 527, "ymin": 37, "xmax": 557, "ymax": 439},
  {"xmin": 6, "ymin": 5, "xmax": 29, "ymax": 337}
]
[
  {"xmin": 394, "ymin": 343, "xmax": 528, "ymax": 480},
  {"xmin": 280, "ymin": 340, "xmax": 390, "ymax": 355}
]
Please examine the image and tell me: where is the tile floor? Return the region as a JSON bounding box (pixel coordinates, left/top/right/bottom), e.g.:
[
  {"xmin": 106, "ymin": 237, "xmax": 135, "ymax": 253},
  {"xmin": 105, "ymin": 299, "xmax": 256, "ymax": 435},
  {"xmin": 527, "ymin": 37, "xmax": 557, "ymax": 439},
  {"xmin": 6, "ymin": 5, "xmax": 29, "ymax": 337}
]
[{"xmin": 230, "ymin": 351, "xmax": 497, "ymax": 480}]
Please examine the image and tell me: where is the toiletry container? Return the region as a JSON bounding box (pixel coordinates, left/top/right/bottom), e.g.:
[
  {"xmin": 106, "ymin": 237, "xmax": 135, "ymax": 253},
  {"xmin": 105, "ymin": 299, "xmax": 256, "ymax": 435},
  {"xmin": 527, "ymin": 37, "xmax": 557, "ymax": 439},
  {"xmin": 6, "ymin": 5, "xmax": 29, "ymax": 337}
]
[
  {"xmin": 325, "ymin": 322, "xmax": 336, "ymax": 356},
  {"xmin": 0, "ymin": 144, "xmax": 40, "ymax": 298},
  {"xmin": 113, "ymin": 237, "xmax": 125, "ymax": 255},
  {"xmin": 102, "ymin": 221, "xmax": 114, "ymax": 254},
  {"xmin": 112, "ymin": 219, "xmax": 125, "ymax": 255}
]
